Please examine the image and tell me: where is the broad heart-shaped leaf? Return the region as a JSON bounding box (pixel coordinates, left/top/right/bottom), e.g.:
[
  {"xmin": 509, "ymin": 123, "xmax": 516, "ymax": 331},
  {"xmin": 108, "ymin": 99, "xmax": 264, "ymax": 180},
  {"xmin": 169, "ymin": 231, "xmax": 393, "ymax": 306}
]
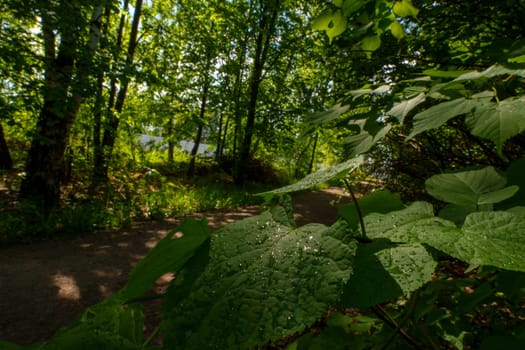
[
  {"xmin": 345, "ymin": 124, "xmax": 392, "ymax": 156},
  {"xmin": 312, "ymin": 9, "xmax": 347, "ymax": 43},
  {"xmin": 425, "ymin": 166, "xmax": 518, "ymax": 208},
  {"xmin": 408, "ymin": 97, "xmax": 473, "ymax": 138},
  {"xmin": 343, "ymin": 0, "xmax": 370, "ymax": 16},
  {"xmin": 361, "ymin": 35, "xmax": 381, "ymax": 52},
  {"xmin": 120, "ymin": 217, "xmax": 210, "ymax": 301},
  {"xmin": 161, "ymin": 211, "xmax": 356, "ymax": 350},
  {"xmin": 338, "ymin": 189, "xmax": 404, "ymax": 232},
  {"xmin": 498, "ymin": 157, "xmax": 525, "ymax": 209},
  {"xmin": 453, "ymin": 64, "xmax": 525, "ymax": 82},
  {"xmin": 258, "ymin": 156, "xmax": 364, "ymax": 196},
  {"xmin": 307, "ymin": 103, "xmax": 349, "ymax": 124},
  {"xmin": 363, "ymin": 203, "xmax": 525, "ymax": 272},
  {"xmin": 387, "ymin": 92, "xmax": 426, "ymax": 123},
  {"xmin": 339, "ymin": 240, "xmax": 436, "ymax": 309},
  {"xmin": 393, "ymin": 0, "xmax": 419, "ymax": 17},
  {"xmin": 465, "ymin": 95, "xmax": 525, "ymax": 154},
  {"xmin": 390, "ymin": 20, "xmax": 404, "ymax": 40}
]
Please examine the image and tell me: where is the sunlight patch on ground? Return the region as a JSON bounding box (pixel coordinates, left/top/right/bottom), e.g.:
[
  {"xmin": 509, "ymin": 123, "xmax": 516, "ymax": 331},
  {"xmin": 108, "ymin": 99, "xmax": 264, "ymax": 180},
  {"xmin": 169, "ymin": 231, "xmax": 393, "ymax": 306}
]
[{"xmin": 52, "ymin": 274, "xmax": 81, "ymax": 301}]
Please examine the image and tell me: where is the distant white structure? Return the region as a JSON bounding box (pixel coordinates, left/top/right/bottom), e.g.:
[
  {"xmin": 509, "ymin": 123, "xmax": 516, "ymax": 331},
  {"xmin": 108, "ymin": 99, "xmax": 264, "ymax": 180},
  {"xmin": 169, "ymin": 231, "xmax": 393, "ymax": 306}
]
[
  {"xmin": 138, "ymin": 134, "xmax": 166, "ymax": 149},
  {"xmin": 179, "ymin": 140, "xmax": 216, "ymax": 157},
  {"xmin": 137, "ymin": 134, "xmax": 215, "ymax": 157}
]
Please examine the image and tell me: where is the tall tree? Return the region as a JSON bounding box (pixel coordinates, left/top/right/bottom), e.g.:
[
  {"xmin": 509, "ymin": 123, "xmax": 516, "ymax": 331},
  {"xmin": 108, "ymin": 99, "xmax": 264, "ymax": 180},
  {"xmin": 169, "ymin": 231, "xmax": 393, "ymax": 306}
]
[
  {"xmin": 92, "ymin": 0, "xmax": 143, "ymax": 185},
  {"xmin": 19, "ymin": 1, "xmax": 103, "ymax": 207}
]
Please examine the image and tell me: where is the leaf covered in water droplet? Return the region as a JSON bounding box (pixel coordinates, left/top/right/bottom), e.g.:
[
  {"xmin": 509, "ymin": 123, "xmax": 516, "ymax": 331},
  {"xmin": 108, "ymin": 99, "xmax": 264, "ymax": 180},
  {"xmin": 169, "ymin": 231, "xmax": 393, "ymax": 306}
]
[{"xmin": 161, "ymin": 211, "xmax": 356, "ymax": 350}]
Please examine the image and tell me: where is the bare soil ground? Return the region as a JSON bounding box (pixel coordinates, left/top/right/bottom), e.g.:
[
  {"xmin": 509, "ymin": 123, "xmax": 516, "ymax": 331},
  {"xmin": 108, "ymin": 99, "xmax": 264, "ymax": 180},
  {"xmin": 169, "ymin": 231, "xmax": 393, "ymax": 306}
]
[{"xmin": 0, "ymin": 188, "xmax": 349, "ymax": 346}]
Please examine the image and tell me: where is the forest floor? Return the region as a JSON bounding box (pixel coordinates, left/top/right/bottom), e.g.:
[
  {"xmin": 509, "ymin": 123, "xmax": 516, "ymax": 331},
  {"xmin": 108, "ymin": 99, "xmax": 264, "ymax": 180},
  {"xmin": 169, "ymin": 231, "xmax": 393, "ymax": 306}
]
[{"xmin": 0, "ymin": 187, "xmax": 350, "ymax": 346}]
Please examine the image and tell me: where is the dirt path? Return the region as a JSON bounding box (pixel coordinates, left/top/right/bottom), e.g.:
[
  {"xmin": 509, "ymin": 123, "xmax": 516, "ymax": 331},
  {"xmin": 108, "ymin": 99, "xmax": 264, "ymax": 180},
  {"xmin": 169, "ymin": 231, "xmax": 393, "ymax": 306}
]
[{"xmin": 0, "ymin": 188, "xmax": 349, "ymax": 345}]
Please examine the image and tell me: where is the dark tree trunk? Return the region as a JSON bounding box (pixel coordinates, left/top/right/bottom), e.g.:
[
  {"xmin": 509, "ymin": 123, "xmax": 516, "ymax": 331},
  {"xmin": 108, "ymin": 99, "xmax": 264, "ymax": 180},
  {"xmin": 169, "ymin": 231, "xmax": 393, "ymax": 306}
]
[
  {"xmin": 20, "ymin": 4, "xmax": 102, "ymax": 207},
  {"xmin": 307, "ymin": 132, "xmax": 318, "ymax": 175},
  {"xmin": 0, "ymin": 123, "xmax": 13, "ymax": 170},
  {"xmin": 93, "ymin": 0, "xmax": 141, "ymax": 185},
  {"xmin": 167, "ymin": 116, "xmax": 175, "ymax": 163},
  {"xmin": 234, "ymin": 0, "xmax": 280, "ymax": 184},
  {"xmin": 187, "ymin": 77, "xmax": 210, "ymax": 178}
]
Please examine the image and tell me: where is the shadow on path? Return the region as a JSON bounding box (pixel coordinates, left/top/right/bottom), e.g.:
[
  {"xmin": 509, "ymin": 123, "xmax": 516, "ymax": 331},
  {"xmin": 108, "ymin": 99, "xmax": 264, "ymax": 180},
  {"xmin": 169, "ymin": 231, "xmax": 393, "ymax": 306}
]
[{"xmin": 0, "ymin": 188, "xmax": 348, "ymax": 345}]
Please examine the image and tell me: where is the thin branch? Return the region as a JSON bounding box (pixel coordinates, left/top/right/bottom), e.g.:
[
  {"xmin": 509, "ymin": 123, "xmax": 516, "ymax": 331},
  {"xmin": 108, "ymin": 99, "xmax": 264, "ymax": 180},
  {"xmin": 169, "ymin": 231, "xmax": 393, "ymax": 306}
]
[
  {"xmin": 372, "ymin": 305, "xmax": 425, "ymax": 350},
  {"xmin": 343, "ymin": 179, "xmax": 368, "ymax": 242}
]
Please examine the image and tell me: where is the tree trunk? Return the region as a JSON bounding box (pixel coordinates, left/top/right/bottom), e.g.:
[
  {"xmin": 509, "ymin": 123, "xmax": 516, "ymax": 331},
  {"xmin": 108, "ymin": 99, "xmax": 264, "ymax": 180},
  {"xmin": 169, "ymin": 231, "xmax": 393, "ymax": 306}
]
[
  {"xmin": 93, "ymin": 0, "xmax": 141, "ymax": 185},
  {"xmin": 187, "ymin": 76, "xmax": 210, "ymax": 178},
  {"xmin": 0, "ymin": 123, "xmax": 13, "ymax": 170},
  {"xmin": 167, "ymin": 116, "xmax": 175, "ymax": 163},
  {"xmin": 20, "ymin": 4, "xmax": 102, "ymax": 207},
  {"xmin": 234, "ymin": 0, "xmax": 280, "ymax": 184},
  {"xmin": 307, "ymin": 132, "xmax": 318, "ymax": 174}
]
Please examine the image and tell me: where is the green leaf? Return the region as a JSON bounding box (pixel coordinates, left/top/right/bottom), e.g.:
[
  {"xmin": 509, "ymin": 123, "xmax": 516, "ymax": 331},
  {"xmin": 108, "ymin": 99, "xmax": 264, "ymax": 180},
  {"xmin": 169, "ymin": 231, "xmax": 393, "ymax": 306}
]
[
  {"xmin": 453, "ymin": 64, "xmax": 525, "ymax": 82},
  {"xmin": 333, "ymin": 0, "xmax": 343, "ymax": 7},
  {"xmin": 345, "ymin": 124, "xmax": 392, "ymax": 156},
  {"xmin": 393, "ymin": 0, "xmax": 419, "ymax": 18},
  {"xmin": 408, "ymin": 97, "xmax": 473, "ymax": 138},
  {"xmin": 431, "ymin": 211, "xmax": 525, "ymax": 272},
  {"xmin": 312, "ymin": 10, "xmax": 348, "ymax": 43},
  {"xmin": 338, "ymin": 189, "xmax": 404, "ymax": 231},
  {"xmin": 365, "ymin": 205, "xmax": 525, "ymax": 272},
  {"xmin": 361, "ymin": 35, "xmax": 381, "ymax": 52},
  {"xmin": 465, "ymin": 95, "xmax": 525, "ymax": 155},
  {"xmin": 438, "ymin": 203, "xmax": 477, "ymax": 226},
  {"xmin": 375, "ymin": 243, "xmax": 437, "ymax": 295},
  {"xmin": 307, "ymin": 103, "xmax": 349, "ymax": 124},
  {"xmin": 340, "ymin": 240, "xmax": 436, "ymax": 308},
  {"xmin": 498, "ymin": 157, "xmax": 525, "ymax": 209},
  {"xmin": 121, "ymin": 218, "xmax": 210, "ymax": 301},
  {"xmin": 38, "ymin": 299, "xmax": 145, "ymax": 350},
  {"xmin": 343, "ymin": 0, "xmax": 370, "ymax": 16},
  {"xmin": 312, "ymin": 9, "xmax": 332, "ymax": 31},
  {"xmin": 425, "ymin": 166, "xmax": 518, "ymax": 207},
  {"xmin": 387, "ymin": 93, "xmax": 426, "ymax": 123},
  {"xmin": 390, "ymin": 20, "xmax": 404, "ymax": 39},
  {"xmin": 258, "ymin": 156, "xmax": 364, "ymax": 196},
  {"xmin": 422, "ymin": 69, "xmax": 474, "ymax": 78},
  {"xmin": 161, "ymin": 211, "xmax": 356, "ymax": 349}
]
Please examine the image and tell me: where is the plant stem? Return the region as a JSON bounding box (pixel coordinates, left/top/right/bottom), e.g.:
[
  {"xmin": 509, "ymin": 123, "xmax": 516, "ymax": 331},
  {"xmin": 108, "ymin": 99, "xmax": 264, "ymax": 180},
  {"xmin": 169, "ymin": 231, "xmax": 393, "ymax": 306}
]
[
  {"xmin": 372, "ymin": 305, "xmax": 424, "ymax": 349},
  {"xmin": 343, "ymin": 179, "xmax": 368, "ymax": 241}
]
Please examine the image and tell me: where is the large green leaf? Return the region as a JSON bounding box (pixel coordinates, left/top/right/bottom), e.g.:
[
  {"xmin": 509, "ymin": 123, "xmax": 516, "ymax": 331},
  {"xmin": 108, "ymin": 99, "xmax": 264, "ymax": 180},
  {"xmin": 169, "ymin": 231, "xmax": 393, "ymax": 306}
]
[
  {"xmin": 393, "ymin": 0, "xmax": 419, "ymax": 17},
  {"xmin": 258, "ymin": 156, "xmax": 364, "ymax": 196},
  {"xmin": 342, "ymin": 0, "xmax": 370, "ymax": 16},
  {"xmin": 363, "ymin": 203, "xmax": 525, "ymax": 272},
  {"xmin": 453, "ymin": 64, "xmax": 525, "ymax": 82},
  {"xmin": 408, "ymin": 97, "xmax": 472, "ymax": 138},
  {"xmin": 498, "ymin": 157, "xmax": 525, "ymax": 209},
  {"xmin": 312, "ymin": 9, "xmax": 347, "ymax": 43},
  {"xmin": 390, "ymin": 20, "xmax": 404, "ymax": 40},
  {"xmin": 387, "ymin": 92, "xmax": 426, "ymax": 123},
  {"xmin": 345, "ymin": 125, "xmax": 392, "ymax": 156},
  {"xmin": 361, "ymin": 35, "xmax": 381, "ymax": 52},
  {"xmin": 338, "ymin": 189, "xmax": 404, "ymax": 232},
  {"xmin": 121, "ymin": 218, "xmax": 210, "ymax": 301},
  {"xmin": 425, "ymin": 167, "xmax": 518, "ymax": 208},
  {"xmin": 465, "ymin": 95, "xmax": 525, "ymax": 154},
  {"xmin": 340, "ymin": 240, "xmax": 436, "ymax": 308},
  {"xmin": 307, "ymin": 103, "xmax": 349, "ymax": 124},
  {"xmin": 162, "ymin": 211, "xmax": 356, "ymax": 350}
]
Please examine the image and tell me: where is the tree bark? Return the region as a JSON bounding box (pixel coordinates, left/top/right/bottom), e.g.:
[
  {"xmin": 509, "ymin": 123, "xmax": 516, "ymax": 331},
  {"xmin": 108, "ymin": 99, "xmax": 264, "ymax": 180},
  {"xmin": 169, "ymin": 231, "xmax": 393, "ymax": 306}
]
[
  {"xmin": 187, "ymin": 74, "xmax": 210, "ymax": 178},
  {"xmin": 234, "ymin": 0, "xmax": 280, "ymax": 184},
  {"xmin": 20, "ymin": 3, "xmax": 102, "ymax": 207},
  {"xmin": 93, "ymin": 0, "xmax": 142, "ymax": 185},
  {"xmin": 0, "ymin": 123, "xmax": 13, "ymax": 170}
]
